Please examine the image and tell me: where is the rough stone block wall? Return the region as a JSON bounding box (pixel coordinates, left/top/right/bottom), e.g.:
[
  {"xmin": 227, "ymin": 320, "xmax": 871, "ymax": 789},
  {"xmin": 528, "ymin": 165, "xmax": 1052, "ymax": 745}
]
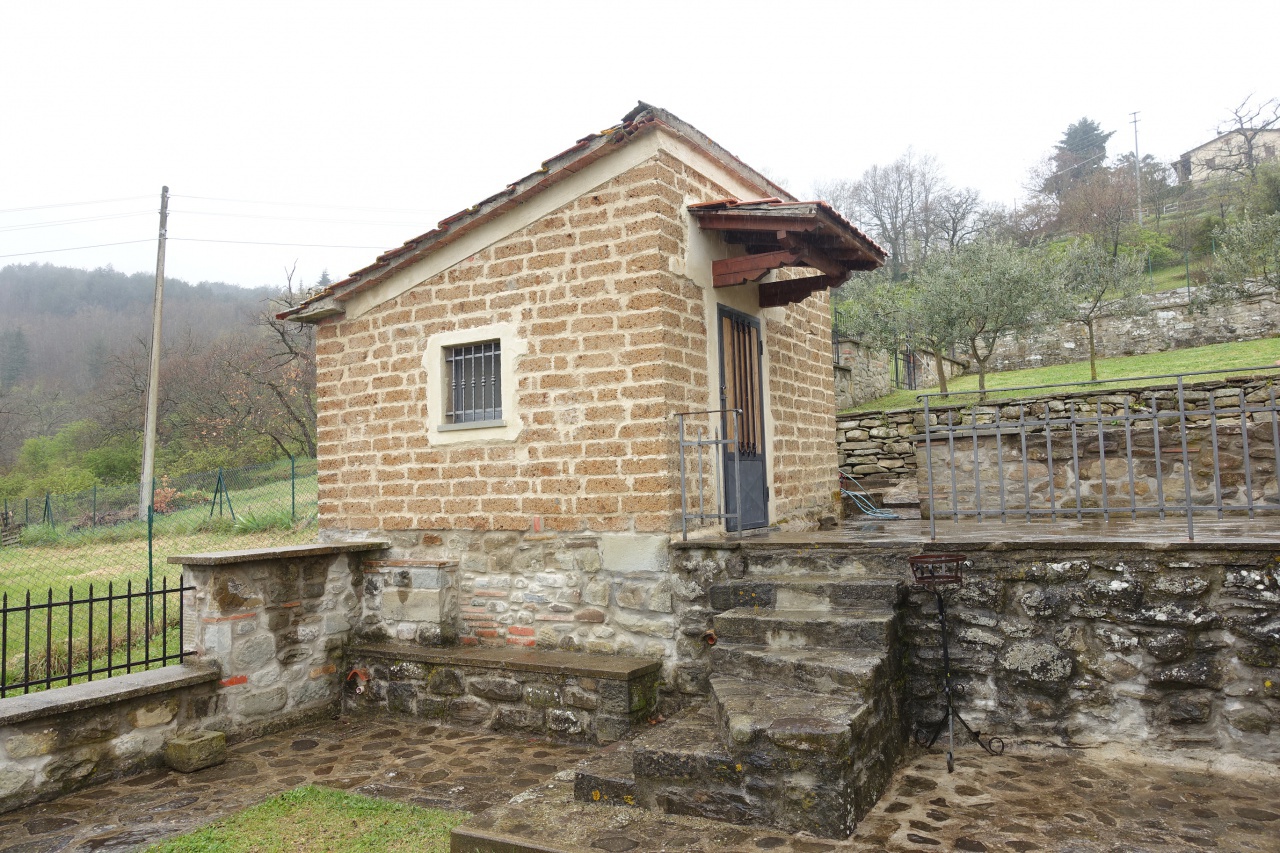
[
  {"xmin": 314, "ymin": 154, "xmax": 717, "ymax": 538},
  {"xmin": 834, "ymin": 338, "xmax": 965, "ymax": 411},
  {"xmin": 182, "ymin": 549, "xmax": 366, "ymax": 734},
  {"xmin": 343, "ymin": 647, "xmax": 660, "ymax": 744},
  {"xmin": 904, "ymin": 544, "xmax": 1280, "ymax": 762},
  {"xmin": 769, "ymin": 291, "xmax": 840, "ymax": 524},
  {"xmin": 918, "ymin": 379, "xmax": 1280, "ymax": 519}
]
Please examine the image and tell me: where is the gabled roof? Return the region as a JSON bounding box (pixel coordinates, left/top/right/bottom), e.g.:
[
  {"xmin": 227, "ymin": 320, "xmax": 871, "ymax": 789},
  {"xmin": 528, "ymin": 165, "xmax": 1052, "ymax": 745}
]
[{"xmin": 281, "ymin": 102, "xmax": 794, "ymax": 322}]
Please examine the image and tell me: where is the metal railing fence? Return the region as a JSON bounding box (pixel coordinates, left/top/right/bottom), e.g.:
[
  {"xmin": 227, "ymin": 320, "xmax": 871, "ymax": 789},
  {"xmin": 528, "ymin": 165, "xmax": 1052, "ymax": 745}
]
[
  {"xmin": 920, "ymin": 367, "xmax": 1280, "ymax": 541},
  {"xmin": 1, "ymin": 456, "xmax": 316, "ymax": 694},
  {"xmin": 1, "ymin": 578, "xmax": 191, "ymax": 697}
]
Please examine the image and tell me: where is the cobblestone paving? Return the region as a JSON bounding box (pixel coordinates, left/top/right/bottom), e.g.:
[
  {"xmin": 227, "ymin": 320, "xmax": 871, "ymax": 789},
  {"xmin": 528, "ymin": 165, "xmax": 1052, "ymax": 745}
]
[
  {"xmin": 2, "ymin": 717, "xmax": 1276, "ymax": 852},
  {"xmin": 0, "ymin": 715, "xmax": 593, "ymax": 852},
  {"xmin": 459, "ymin": 746, "xmax": 1280, "ymax": 852}
]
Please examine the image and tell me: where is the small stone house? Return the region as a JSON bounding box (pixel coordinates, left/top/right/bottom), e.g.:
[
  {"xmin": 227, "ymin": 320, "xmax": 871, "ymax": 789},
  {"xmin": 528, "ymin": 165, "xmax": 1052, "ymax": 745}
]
[{"xmin": 282, "ymin": 103, "xmax": 884, "ymax": 665}]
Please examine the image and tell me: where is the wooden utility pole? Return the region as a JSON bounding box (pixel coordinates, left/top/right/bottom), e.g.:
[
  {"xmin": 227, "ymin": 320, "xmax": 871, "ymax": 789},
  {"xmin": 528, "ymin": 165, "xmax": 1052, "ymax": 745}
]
[{"xmin": 139, "ymin": 186, "xmax": 169, "ymax": 520}]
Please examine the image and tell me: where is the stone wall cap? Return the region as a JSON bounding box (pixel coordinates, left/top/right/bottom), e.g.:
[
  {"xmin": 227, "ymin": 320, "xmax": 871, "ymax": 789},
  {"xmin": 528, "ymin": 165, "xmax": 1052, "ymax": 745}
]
[
  {"xmin": 362, "ymin": 559, "xmax": 457, "ymax": 569},
  {"xmin": 351, "ymin": 642, "xmax": 662, "ymax": 679},
  {"xmin": 0, "ymin": 662, "xmax": 220, "ymax": 727},
  {"xmin": 168, "ymin": 542, "xmax": 390, "ymax": 566}
]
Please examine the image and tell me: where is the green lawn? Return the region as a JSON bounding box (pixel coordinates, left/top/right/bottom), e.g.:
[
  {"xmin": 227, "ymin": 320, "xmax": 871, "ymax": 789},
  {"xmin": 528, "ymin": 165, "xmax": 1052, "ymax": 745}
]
[
  {"xmin": 144, "ymin": 786, "xmax": 467, "ymax": 853},
  {"xmin": 0, "ymin": 472, "xmax": 319, "ymax": 694},
  {"xmin": 846, "ymin": 337, "xmax": 1280, "ymax": 413}
]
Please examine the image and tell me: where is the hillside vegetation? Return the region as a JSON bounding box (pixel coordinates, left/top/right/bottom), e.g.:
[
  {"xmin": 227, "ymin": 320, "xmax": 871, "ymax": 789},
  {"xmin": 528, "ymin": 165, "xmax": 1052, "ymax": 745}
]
[{"xmin": 0, "ymin": 263, "xmax": 318, "ymax": 498}]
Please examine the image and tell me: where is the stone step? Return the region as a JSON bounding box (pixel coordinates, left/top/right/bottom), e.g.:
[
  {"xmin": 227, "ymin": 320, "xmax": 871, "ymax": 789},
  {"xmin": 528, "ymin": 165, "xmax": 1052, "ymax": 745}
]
[
  {"xmin": 712, "ymin": 607, "xmax": 896, "ymax": 650},
  {"xmin": 738, "ymin": 546, "xmax": 912, "ymax": 577},
  {"xmin": 628, "ymin": 701, "xmax": 859, "ymax": 838},
  {"xmin": 572, "ymin": 740, "xmax": 637, "ymax": 808},
  {"xmin": 709, "ymin": 575, "xmax": 905, "ymax": 613},
  {"xmin": 710, "ymin": 674, "xmax": 865, "ymax": 754},
  {"xmin": 710, "ymin": 642, "xmax": 885, "ymax": 695}
]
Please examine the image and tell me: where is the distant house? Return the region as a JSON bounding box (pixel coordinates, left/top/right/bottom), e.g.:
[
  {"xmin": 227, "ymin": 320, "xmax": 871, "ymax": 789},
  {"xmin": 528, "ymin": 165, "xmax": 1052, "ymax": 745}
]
[
  {"xmin": 280, "ymin": 103, "xmax": 885, "ymax": 652},
  {"xmin": 1173, "ymin": 128, "xmax": 1280, "ymax": 183}
]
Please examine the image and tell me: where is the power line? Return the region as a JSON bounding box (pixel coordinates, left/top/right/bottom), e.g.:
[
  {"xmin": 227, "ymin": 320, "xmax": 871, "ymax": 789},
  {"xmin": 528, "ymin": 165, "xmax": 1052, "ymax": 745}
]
[
  {"xmin": 0, "ymin": 211, "xmax": 155, "ymax": 233},
  {"xmin": 168, "ymin": 209, "xmax": 421, "ymax": 227},
  {"xmin": 0, "ymin": 195, "xmax": 154, "ymax": 214},
  {"xmin": 170, "ymin": 237, "xmax": 391, "ymax": 249},
  {"xmin": 0, "ymin": 239, "xmax": 155, "ymax": 259},
  {"xmin": 173, "ymin": 193, "xmax": 437, "ymax": 215}
]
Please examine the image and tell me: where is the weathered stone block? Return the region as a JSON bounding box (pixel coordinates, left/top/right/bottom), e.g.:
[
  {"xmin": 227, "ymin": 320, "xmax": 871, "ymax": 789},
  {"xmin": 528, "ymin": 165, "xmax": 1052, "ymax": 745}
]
[
  {"xmin": 997, "ymin": 640, "xmax": 1073, "ymax": 684},
  {"xmin": 164, "ymin": 730, "xmax": 226, "ymax": 773},
  {"xmin": 427, "ymin": 667, "xmax": 465, "ymax": 695},
  {"xmin": 128, "ymin": 698, "xmax": 178, "ymax": 729},
  {"xmin": 238, "ymin": 685, "xmax": 287, "ymax": 717},
  {"xmin": 5, "ymin": 729, "xmax": 57, "ymax": 760},
  {"xmin": 524, "ymin": 684, "xmax": 561, "ymax": 708},
  {"xmin": 471, "ymin": 677, "xmax": 523, "ymax": 701}
]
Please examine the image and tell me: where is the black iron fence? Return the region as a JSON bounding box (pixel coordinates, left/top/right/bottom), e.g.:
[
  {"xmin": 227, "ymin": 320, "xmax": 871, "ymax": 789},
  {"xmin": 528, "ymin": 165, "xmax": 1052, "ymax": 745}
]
[
  {"xmin": 0, "ymin": 456, "xmax": 317, "ymax": 696},
  {"xmin": 1, "ymin": 577, "xmax": 191, "ymax": 698},
  {"xmin": 919, "ymin": 367, "xmax": 1280, "ymax": 540}
]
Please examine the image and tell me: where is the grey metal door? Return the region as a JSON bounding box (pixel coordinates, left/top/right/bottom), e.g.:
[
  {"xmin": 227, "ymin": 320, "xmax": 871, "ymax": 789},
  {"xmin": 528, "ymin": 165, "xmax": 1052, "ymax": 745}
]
[{"xmin": 718, "ymin": 306, "xmax": 768, "ymax": 531}]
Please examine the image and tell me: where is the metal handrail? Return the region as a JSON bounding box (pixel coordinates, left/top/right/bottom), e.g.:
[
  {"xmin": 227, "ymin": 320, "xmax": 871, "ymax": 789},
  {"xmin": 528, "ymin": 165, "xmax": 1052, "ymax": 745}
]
[{"xmin": 675, "ymin": 409, "xmax": 742, "ymax": 541}]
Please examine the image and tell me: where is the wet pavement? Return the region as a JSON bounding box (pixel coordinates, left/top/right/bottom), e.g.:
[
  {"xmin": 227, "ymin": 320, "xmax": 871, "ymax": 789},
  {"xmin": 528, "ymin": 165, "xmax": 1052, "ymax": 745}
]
[
  {"xmin": 0, "ymin": 715, "xmax": 593, "ymax": 852},
  {"xmin": 460, "ymin": 743, "xmax": 1280, "ymax": 852},
  {"xmin": 2, "ymin": 715, "xmax": 1276, "ymax": 852},
  {"xmin": 750, "ymin": 515, "xmax": 1280, "ymax": 548}
]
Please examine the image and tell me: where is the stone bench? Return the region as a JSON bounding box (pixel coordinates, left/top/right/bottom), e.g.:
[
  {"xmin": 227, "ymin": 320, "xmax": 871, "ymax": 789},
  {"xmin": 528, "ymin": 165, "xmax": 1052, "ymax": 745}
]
[{"xmin": 345, "ymin": 643, "xmax": 660, "ymax": 744}]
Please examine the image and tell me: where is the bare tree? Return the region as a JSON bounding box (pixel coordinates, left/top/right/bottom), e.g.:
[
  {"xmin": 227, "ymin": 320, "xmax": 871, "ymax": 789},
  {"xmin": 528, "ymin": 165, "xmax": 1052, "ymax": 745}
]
[
  {"xmin": 1059, "ymin": 168, "xmax": 1135, "ymax": 257},
  {"xmin": 1204, "ymin": 95, "xmax": 1280, "ymax": 184},
  {"xmin": 818, "ymin": 149, "xmax": 948, "ymax": 281}
]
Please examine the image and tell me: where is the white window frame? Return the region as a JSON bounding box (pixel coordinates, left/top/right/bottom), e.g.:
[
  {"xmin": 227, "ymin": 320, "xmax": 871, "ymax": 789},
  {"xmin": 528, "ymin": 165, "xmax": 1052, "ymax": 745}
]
[{"xmin": 424, "ymin": 322, "xmax": 524, "ymax": 445}]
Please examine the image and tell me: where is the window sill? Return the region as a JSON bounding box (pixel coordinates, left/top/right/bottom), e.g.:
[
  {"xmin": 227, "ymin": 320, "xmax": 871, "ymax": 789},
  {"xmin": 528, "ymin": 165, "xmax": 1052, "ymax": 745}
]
[{"xmin": 438, "ymin": 419, "xmax": 507, "ymax": 432}]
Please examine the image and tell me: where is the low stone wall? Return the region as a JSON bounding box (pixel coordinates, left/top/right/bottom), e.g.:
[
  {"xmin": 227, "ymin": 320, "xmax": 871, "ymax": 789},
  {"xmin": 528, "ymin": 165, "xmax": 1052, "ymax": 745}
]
[
  {"xmin": 919, "ymin": 378, "xmax": 1280, "ymax": 519},
  {"xmin": 345, "ymin": 644, "xmax": 660, "ymax": 744},
  {"xmin": 990, "ymin": 287, "xmax": 1280, "ymax": 372},
  {"xmin": 0, "ymin": 666, "xmax": 219, "ymax": 813},
  {"xmin": 0, "ymin": 541, "xmax": 388, "ymax": 816},
  {"xmin": 837, "ymin": 408, "xmax": 924, "ymax": 482},
  {"xmin": 903, "ymin": 541, "xmax": 1280, "ymax": 763},
  {"xmin": 839, "ymin": 374, "xmax": 1280, "ymax": 499},
  {"xmin": 177, "ymin": 543, "xmax": 386, "ymax": 736}
]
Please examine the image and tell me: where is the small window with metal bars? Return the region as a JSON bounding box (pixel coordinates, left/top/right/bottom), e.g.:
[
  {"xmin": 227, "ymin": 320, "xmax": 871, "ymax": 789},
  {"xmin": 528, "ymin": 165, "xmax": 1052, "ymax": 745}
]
[{"xmin": 444, "ymin": 340, "xmax": 502, "ymax": 426}]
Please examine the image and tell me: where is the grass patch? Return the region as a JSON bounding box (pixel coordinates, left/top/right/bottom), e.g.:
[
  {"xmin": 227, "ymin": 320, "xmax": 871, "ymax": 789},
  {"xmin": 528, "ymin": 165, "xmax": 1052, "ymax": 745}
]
[
  {"xmin": 143, "ymin": 786, "xmax": 467, "ymax": 853},
  {"xmin": 845, "ymin": 337, "xmax": 1280, "ymax": 413}
]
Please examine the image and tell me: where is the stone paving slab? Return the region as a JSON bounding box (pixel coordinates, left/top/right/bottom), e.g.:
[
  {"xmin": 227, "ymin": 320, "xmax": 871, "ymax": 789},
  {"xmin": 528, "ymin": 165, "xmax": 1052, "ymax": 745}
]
[
  {"xmin": 456, "ymin": 745, "xmax": 1280, "ymax": 852},
  {"xmin": 2, "ymin": 715, "xmax": 1276, "ymax": 853}
]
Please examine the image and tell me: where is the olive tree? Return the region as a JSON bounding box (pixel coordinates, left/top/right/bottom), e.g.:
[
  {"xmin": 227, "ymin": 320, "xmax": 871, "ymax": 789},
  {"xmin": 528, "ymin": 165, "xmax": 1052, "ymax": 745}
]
[{"xmin": 1050, "ymin": 241, "xmax": 1148, "ymax": 381}]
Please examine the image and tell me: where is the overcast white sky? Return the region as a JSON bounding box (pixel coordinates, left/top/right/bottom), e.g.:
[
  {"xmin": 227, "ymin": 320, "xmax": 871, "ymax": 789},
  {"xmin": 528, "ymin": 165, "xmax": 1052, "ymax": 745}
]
[{"xmin": 2, "ymin": 0, "xmax": 1276, "ymax": 289}]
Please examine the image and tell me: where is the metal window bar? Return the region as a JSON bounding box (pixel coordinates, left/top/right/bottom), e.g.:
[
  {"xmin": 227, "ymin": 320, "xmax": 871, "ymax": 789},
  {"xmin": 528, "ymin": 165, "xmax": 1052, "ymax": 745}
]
[
  {"xmin": 446, "ymin": 341, "xmax": 501, "ymax": 424},
  {"xmin": 919, "ymin": 375, "xmax": 1280, "ymax": 541},
  {"xmin": 676, "ymin": 409, "xmax": 743, "ymax": 541},
  {"xmin": 1, "ymin": 579, "xmax": 191, "ymax": 698}
]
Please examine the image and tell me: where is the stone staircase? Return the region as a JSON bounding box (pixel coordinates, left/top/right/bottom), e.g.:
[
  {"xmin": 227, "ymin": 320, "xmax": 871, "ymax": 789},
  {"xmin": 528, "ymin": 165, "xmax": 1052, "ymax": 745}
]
[{"xmin": 574, "ymin": 554, "xmax": 909, "ymax": 839}]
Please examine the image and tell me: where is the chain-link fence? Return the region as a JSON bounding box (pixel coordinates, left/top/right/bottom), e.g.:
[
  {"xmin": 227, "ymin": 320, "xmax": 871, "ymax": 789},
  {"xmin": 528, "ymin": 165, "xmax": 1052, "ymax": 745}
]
[{"xmin": 0, "ymin": 457, "xmax": 317, "ymax": 695}]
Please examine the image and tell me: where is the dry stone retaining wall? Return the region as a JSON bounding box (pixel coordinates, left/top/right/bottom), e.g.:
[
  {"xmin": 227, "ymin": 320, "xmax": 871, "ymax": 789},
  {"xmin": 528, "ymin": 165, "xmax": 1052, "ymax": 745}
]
[
  {"xmin": 990, "ymin": 287, "xmax": 1280, "ymax": 372},
  {"xmin": 903, "ymin": 543, "xmax": 1280, "ymax": 762}
]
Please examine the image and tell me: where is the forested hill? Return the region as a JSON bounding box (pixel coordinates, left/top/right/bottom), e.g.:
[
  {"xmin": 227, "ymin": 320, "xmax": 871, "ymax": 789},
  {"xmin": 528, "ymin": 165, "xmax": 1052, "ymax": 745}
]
[{"xmin": 0, "ymin": 263, "xmax": 276, "ymax": 393}]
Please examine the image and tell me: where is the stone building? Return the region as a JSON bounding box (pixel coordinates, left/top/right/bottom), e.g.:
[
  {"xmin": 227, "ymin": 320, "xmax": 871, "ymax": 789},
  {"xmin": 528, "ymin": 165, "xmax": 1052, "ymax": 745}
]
[{"xmin": 282, "ymin": 103, "xmax": 885, "ymax": 658}]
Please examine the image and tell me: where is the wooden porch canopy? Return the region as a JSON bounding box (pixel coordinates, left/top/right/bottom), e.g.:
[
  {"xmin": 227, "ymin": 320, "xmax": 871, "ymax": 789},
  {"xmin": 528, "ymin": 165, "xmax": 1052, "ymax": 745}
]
[{"xmin": 689, "ymin": 198, "xmax": 886, "ymax": 308}]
